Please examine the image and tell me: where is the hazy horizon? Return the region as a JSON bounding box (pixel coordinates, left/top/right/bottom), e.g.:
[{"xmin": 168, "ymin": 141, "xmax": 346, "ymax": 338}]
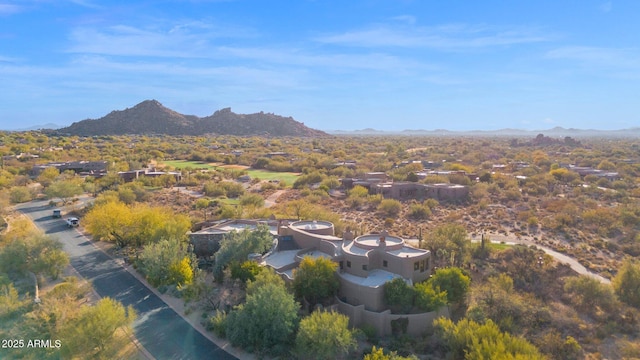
[{"xmin": 2, "ymin": 1, "xmax": 639, "ymax": 131}]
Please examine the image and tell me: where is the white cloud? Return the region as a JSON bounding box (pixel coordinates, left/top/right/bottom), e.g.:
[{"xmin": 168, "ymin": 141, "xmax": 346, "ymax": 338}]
[
  {"xmin": 315, "ymin": 23, "xmax": 550, "ymax": 50},
  {"xmin": 391, "ymin": 15, "xmax": 416, "ymax": 25},
  {"xmin": 67, "ymin": 21, "xmax": 257, "ymax": 57},
  {"xmin": 0, "ymin": 3, "xmax": 22, "ymax": 15},
  {"xmin": 68, "ymin": 0, "xmax": 103, "ymax": 9},
  {"xmin": 217, "ymin": 45, "xmax": 430, "ymax": 72},
  {"xmin": 546, "ymin": 46, "xmax": 639, "ymax": 69}
]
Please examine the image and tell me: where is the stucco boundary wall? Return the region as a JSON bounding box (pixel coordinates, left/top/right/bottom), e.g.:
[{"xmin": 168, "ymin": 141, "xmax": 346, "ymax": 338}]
[{"xmin": 334, "ymin": 297, "xmax": 450, "ymax": 337}]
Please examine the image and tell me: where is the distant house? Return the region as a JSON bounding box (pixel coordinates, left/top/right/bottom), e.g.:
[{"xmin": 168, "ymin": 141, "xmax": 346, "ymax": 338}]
[
  {"xmin": 265, "ymin": 151, "xmax": 289, "ymax": 158},
  {"xmin": 117, "ymin": 168, "xmax": 182, "ymax": 182},
  {"xmin": 374, "ymin": 182, "xmax": 469, "ymax": 202},
  {"xmin": 31, "ymin": 160, "xmax": 108, "ymax": 177},
  {"xmin": 562, "ymin": 165, "xmax": 620, "ymax": 181}
]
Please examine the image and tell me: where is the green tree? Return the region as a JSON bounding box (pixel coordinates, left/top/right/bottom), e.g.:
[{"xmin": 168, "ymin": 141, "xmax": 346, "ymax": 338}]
[
  {"xmin": 294, "ymin": 311, "xmax": 356, "ymax": 360},
  {"xmin": 45, "ymin": 178, "xmax": 83, "ymax": 204},
  {"xmin": 0, "ymin": 282, "xmax": 25, "ymax": 319},
  {"xmin": 429, "ymin": 267, "xmax": 470, "ymax": 304},
  {"xmin": 564, "ymin": 275, "xmax": 617, "ymax": 314},
  {"xmin": 36, "ymin": 166, "xmax": 60, "ymax": 187},
  {"xmin": 226, "ymin": 270, "xmax": 299, "ymax": 356},
  {"xmin": 9, "ymin": 186, "xmax": 32, "ymax": 203},
  {"xmin": 293, "ymin": 256, "xmax": 339, "ymax": 307},
  {"xmin": 384, "ymin": 278, "xmax": 414, "ymax": 313},
  {"xmin": 61, "ymin": 297, "xmax": 136, "ymax": 358},
  {"xmin": 138, "ymin": 238, "xmax": 196, "ymax": 287},
  {"xmin": 613, "ymin": 258, "xmax": 640, "ymax": 308},
  {"xmin": 214, "ymin": 225, "xmax": 273, "ymax": 277},
  {"xmin": 0, "ymin": 234, "xmax": 69, "ymax": 279},
  {"xmin": 230, "ymin": 260, "xmax": 263, "ymax": 285},
  {"xmin": 414, "ymin": 281, "xmax": 447, "ymax": 312}
]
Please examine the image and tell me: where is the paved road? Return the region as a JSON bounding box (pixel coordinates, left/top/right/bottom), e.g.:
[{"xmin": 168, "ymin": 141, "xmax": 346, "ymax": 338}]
[{"xmin": 17, "ymin": 200, "xmax": 237, "ymax": 360}]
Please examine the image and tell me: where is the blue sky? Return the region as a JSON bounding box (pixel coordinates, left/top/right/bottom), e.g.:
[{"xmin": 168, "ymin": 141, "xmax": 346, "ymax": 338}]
[{"xmin": 1, "ymin": 0, "xmax": 639, "ymax": 131}]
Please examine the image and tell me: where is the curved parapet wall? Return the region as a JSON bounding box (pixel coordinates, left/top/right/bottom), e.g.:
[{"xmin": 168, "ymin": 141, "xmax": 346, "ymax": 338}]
[
  {"xmin": 290, "ymin": 220, "xmax": 335, "ymax": 236},
  {"xmin": 353, "ymin": 234, "xmax": 404, "ymax": 251}
]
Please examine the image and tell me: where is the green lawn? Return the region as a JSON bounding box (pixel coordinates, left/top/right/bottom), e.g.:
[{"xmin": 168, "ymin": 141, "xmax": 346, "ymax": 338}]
[
  {"xmin": 161, "ymin": 160, "xmax": 299, "ymax": 185},
  {"xmin": 487, "ymin": 242, "xmax": 513, "ymax": 251},
  {"xmin": 244, "ymin": 169, "xmax": 299, "ymax": 185},
  {"xmin": 161, "ymin": 160, "xmax": 218, "ymax": 170}
]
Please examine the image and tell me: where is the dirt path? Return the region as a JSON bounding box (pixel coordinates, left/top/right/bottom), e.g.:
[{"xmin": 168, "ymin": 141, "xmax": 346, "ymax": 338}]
[
  {"xmin": 264, "ymin": 190, "xmax": 285, "ymax": 208},
  {"xmin": 406, "ymin": 231, "xmax": 610, "ymax": 284},
  {"xmin": 479, "ymin": 233, "xmax": 611, "ymax": 284}
]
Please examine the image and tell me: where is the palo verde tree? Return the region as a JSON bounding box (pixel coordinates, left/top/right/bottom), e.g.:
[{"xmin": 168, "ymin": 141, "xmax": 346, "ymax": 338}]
[
  {"xmin": 45, "ymin": 178, "xmax": 84, "ymax": 205},
  {"xmin": 83, "ymin": 199, "xmax": 190, "ymax": 247},
  {"xmin": 292, "ymin": 256, "xmax": 339, "ymax": 308},
  {"xmin": 434, "ymin": 318, "xmax": 544, "ymax": 360},
  {"xmin": 428, "ymin": 267, "xmax": 470, "ymax": 305},
  {"xmin": 61, "ymin": 297, "xmax": 136, "ymax": 359},
  {"xmin": 0, "ymin": 234, "xmax": 69, "ymax": 280},
  {"xmin": 294, "ymin": 310, "xmax": 356, "ymax": 360}
]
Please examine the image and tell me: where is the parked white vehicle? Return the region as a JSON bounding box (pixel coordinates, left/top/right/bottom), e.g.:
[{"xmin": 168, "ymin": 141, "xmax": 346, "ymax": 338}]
[{"xmin": 66, "ymin": 217, "xmax": 79, "ymax": 227}]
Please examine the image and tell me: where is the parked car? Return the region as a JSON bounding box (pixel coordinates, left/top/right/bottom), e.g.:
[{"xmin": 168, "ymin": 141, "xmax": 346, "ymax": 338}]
[
  {"xmin": 65, "ymin": 217, "xmax": 79, "ymax": 227},
  {"xmin": 52, "ymin": 209, "xmax": 61, "ymax": 218}
]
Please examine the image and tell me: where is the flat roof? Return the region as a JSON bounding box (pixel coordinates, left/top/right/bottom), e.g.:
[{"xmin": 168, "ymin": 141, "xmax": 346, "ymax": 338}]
[
  {"xmin": 262, "ymin": 250, "xmax": 299, "ymax": 269},
  {"xmin": 343, "ymin": 241, "xmax": 370, "ymax": 256},
  {"xmin": 387, "ymin": 246, "xmax": 429, "ymax": 258},
  {"xmin": 339, "ymin": 269, "xmax": 403, "ymax": 288},
  {"xmin": 299, "ymin": 250, "xmax": 333, "ymax": 260},
  {"xmin": 356, "ymin": 234, "xmax": 403, "ymax": 248},
  {"xmin": 192, "ymin": 228, "xmax": 228, "ymax": 235}
]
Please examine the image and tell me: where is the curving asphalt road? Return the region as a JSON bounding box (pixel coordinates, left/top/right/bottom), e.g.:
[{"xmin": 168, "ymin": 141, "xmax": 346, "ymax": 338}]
[{"xmin": 17, "ymin": 200, "xmax": 237, "ymax": 360}]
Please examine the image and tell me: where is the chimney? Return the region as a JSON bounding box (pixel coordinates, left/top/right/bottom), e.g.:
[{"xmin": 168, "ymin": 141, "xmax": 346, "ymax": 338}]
[{"xmin": 379, "ymin": 230, "xmax": 388, "ymax": 249}]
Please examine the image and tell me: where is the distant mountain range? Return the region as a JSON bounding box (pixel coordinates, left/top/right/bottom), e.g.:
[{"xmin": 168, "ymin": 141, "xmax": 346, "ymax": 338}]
[
  {"xmin": 327, "ymin": 126, "xmax": 640, "ymax": 138},
  {"xmin": 6, "ymin": 102, "xmax": 639, "ymax": 138},
  {"xmin": 54, "ymin": 100, "xmax": 328, "ymax": 137},
  {"xmin": 9, "ymin": 123, "xmax": 62, "ymax": 131}
]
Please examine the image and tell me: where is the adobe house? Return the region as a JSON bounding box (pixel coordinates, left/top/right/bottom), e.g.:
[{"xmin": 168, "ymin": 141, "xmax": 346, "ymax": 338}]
[
  {"xmin": 194, "ymin": 218, "xmax": 444, "ymax": 336},
  {"xmin": 268, "ymin": 221, "xmax": 441, "ymax": 336},
  {"xmin": 374, "ymin": 182, "xmax": 469, "ymax": 202}
]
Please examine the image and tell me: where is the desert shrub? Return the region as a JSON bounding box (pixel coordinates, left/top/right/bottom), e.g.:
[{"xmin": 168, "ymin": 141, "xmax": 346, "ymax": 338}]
[
  {"xmin": 239, "ymin": 193, "xmax": 265, "ymax": 207},
  {"xmin": 206, "ymin": 310, "xmax": 228, "ymax": 337},
  {"xmin": 378, "ymin": 199, "xmax": 402, "ymax": 217},
  {"xmin": 9, "ymin": 186, "xmax": 32, "ymax": 203},
  {"xmin": 293, "ymin": 171, "xmax": 324, "ymax": 189},
  {"xmin": 408, "ymin": 203, "xmax": 431, "ymax": 220}
]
